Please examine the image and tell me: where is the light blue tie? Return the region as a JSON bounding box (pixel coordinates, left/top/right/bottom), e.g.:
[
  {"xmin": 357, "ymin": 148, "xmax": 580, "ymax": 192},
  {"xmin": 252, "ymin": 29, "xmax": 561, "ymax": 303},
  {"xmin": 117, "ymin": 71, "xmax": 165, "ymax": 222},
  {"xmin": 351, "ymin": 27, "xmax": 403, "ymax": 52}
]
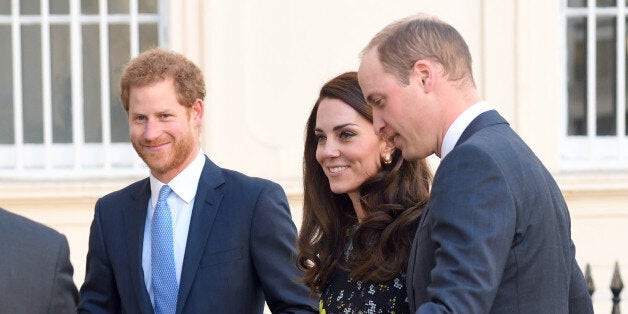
[{"xmin": 151, "ymin": 185, "xmax": 178, "ymax": 314}]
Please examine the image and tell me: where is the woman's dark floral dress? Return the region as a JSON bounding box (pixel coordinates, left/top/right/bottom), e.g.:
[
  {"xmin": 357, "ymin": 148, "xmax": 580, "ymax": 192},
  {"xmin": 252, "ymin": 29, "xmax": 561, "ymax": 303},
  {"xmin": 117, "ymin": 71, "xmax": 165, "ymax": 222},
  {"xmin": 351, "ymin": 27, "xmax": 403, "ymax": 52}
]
[{"xmin": 319, "ymin": 226, "xmax": 410, "ymax": 314}]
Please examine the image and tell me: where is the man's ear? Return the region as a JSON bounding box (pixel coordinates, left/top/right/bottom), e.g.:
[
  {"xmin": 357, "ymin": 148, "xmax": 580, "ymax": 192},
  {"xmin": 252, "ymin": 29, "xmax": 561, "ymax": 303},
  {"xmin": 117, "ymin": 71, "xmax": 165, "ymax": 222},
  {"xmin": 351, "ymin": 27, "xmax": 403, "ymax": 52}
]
[
  {"xmin": 412, "ymin": 59, "xmax": 435, "ymax": 93},
  {"xmin": 191, "ymin": 99, "xmax": 204, "ymax": 126}
]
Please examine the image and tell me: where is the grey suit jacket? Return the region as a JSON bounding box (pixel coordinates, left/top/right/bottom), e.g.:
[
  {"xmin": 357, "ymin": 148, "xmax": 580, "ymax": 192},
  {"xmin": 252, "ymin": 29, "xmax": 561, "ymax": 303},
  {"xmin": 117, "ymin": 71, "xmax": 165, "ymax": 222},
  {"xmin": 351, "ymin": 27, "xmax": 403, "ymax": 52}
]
[
  {"xmin": 0, "ymin": 207, "xmax": 78, "ymax": 313},
  {"xmin": 407, "ymin": 110, "xmax": 593, "ymax": 313},
  {"xmin": 78, "ymin": 156, "xmax": 317, "ymax": 313}
]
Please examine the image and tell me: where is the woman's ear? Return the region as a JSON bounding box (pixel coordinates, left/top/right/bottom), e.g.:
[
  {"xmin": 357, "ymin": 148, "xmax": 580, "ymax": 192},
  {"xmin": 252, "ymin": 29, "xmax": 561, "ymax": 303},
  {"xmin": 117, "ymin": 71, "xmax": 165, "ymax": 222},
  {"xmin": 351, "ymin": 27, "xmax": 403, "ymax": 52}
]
[
  {"xmin": 384, "ymin": 141, "xmax": 395, "ymax": 155},
  {"xmin": 380, "ymin": 134, "xmax": 396, "ymax": 161}
]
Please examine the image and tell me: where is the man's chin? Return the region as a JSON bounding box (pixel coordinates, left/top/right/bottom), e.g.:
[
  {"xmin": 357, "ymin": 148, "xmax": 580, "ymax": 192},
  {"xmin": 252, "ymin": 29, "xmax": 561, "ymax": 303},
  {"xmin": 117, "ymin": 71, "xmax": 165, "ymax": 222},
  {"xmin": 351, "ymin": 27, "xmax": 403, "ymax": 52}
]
[
  {"xmin": 140, "ymin": 155, "xmax": 167, "ymax": 171},
  {"xmin": 146, "ymin": 163, "xmax": 171, "ymax": 179}
]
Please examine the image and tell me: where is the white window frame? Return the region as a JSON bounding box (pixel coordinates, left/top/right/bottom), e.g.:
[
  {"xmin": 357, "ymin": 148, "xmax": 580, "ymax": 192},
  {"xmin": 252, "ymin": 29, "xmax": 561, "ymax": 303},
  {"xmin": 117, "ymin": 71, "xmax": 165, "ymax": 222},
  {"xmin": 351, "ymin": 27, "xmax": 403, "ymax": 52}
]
[
  {"xmin": 0, "ymin": 0, "xmax": 167, "ymax": 179},
  {"xmin": 560, "ymin": 0, "xmax": 628, "ymax": 171}
]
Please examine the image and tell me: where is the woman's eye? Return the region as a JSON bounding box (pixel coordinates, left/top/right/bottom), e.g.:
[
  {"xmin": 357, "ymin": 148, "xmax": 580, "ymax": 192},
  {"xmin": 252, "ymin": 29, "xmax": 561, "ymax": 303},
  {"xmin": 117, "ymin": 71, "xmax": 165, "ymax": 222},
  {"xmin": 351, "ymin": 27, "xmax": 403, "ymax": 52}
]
[
  {"xmin": 340, "ymin": 131, "xmax": 356, "ymax": 139},
  {"xmin": 315, "ymin": 134, "xmax": 326, "ymax": 143}
]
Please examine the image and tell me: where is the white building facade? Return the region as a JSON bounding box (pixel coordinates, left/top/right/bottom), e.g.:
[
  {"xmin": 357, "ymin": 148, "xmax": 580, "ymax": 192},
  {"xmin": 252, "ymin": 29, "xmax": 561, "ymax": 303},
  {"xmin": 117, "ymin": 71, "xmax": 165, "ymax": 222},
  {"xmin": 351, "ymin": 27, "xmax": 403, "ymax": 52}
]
[{"xmin": 0, "ymin": 0, "xmax": 626, "ymax": 312}]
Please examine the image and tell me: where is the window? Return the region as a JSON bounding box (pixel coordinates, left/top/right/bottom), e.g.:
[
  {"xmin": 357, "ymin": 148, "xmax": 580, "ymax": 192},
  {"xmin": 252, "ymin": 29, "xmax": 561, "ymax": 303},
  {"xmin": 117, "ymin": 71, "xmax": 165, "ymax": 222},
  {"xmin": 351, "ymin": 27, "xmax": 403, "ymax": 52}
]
[
  {"xmin": 562, "ymin": 0, "xmax": 628, "ymax": 170},
  {"xmin": 0, "ymin": 0, "xmax": 166, "ymax": 178}
]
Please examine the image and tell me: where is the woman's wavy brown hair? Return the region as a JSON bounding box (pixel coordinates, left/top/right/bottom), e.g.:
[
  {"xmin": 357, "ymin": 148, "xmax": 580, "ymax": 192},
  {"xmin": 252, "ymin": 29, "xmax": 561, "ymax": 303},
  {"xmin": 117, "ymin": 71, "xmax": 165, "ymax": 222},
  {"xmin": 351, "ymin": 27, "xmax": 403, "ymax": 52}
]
[{"xmin": 297, "ymin": 71, "xmax": 432, "ymax": 294}]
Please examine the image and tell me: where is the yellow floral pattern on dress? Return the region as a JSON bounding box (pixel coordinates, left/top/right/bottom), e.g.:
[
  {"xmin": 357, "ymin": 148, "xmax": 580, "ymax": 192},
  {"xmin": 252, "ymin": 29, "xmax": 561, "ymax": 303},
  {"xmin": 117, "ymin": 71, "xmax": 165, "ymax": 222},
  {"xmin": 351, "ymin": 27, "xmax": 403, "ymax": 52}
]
[{"xmin": 319, "ymin": 299, "xmax": 326, "ymax": 314}]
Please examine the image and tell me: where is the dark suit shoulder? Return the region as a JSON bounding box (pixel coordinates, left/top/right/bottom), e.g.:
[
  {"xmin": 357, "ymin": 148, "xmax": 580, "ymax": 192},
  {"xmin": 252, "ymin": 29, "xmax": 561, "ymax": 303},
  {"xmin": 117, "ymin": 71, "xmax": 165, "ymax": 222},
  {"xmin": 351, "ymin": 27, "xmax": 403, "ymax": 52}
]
[
  {"xmin": 218, "ymin": 167, "xmax": 282, "ymax": 191},
  {"xmin": 455, "ymin": 111, "xmax": 529, "ymax": 156},
  {"xmin": 0, "ymin": 207, "xmax": 64, "ymax": 246},
  {"xmin": 98, "ymin": 177, "xmax": 150, "ymax": 204}
]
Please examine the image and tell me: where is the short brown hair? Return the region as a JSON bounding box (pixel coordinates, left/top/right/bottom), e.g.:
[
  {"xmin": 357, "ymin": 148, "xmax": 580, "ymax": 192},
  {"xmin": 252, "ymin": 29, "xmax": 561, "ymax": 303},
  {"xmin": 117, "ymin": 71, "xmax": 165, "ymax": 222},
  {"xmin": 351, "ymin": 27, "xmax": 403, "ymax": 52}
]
[
  {"xmin": 363, "ymin": 13, "xmax": 475, "ymax": 86},
  {"xmin": 119, "ymin": 47, "xmax": 206, "ymax": 111}
]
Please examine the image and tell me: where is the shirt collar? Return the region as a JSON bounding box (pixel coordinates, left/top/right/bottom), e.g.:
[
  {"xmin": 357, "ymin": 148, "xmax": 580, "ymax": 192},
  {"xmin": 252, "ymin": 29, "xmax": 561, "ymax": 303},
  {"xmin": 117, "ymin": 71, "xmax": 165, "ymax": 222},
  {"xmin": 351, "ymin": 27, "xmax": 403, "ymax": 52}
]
[
  {"xmin": 149, "ymin": 149, "xmax": 205, "ymax": 207},
  {"xmin": 440, "ymin": 101, "xmax": 492, "ymax": 159}
]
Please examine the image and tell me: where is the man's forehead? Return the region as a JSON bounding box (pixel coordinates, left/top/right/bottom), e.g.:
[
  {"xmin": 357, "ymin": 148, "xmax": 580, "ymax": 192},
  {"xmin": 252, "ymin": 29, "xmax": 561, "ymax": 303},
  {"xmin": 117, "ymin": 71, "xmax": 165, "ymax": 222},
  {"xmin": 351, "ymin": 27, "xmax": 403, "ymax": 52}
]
[
  {"xmin": 358, "ymin": 69, "xmax": 380, "ymax": 93},
  {"xmin": 359, "ymin": 49, "xmax": 379, "ymax": 70}
]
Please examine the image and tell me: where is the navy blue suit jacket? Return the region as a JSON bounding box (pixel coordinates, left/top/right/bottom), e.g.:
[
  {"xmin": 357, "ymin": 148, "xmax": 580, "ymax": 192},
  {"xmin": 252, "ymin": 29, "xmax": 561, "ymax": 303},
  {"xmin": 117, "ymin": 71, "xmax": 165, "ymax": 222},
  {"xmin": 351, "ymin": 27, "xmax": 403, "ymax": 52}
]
[
  {"xmin": 407, "ymin": 111, "xmax": 593, "ymax": 313},
  {"xmin": 78, "ymin": 157, "xmax": 317, "ymax": 313}
]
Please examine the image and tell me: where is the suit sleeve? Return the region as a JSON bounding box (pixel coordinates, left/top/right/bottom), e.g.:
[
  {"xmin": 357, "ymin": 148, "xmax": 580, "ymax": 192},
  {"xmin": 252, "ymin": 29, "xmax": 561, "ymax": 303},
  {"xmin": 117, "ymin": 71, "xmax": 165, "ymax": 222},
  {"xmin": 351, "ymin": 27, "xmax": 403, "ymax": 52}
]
[
  {"xmin": 48, "ymin": 234, "xmax": 79, "ymax": 313},
  {"xmin": 77, "ymin": 199, "xmax": 121, "ymax": 313},
  {"xmin": 249, "ymin": 182, "xmax": 318, "ymax": 313},
  {"xmin": 417, "ymin": 146, "xmax": 516, "ymax": 313},
  {"xmin": 568, "ymin": 242, "xmax": 594, "ymax": 313}
]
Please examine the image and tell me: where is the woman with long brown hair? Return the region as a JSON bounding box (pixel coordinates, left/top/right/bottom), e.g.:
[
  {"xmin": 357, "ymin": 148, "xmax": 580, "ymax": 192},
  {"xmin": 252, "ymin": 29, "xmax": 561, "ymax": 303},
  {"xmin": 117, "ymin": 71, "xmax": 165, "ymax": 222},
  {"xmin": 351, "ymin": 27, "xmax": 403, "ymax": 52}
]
[{"xmin": 297, "ymin": 71, "xmax": 432, "ymax": 312}]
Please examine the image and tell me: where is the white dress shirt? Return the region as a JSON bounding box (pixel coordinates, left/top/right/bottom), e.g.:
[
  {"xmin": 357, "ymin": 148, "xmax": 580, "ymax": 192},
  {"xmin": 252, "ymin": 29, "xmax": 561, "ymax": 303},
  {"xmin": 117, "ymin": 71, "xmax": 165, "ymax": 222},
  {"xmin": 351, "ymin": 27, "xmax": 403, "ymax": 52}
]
[
  {"xmin": 440, "ymin": 101, "xmax": 493, "ymax": 159},
  {"xmin": 142, "ymin": 148, "xmax": 205, "ymax": 305}
]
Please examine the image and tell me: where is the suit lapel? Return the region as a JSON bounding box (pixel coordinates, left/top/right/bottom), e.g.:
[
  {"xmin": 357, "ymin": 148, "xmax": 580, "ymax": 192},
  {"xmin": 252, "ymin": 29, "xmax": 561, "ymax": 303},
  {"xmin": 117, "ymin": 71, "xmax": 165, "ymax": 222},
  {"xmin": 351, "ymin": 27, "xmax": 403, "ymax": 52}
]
[
  {"xmin": 123, "ymin": 178, "xmax": 154, "ymax": 314},
  {"xmin": 456, "ymin": 110, "xmax": 508, "ymax": 147},
  {"xmin": 176, "ymin": 157, "xmax": 225, "ymax": 314}
]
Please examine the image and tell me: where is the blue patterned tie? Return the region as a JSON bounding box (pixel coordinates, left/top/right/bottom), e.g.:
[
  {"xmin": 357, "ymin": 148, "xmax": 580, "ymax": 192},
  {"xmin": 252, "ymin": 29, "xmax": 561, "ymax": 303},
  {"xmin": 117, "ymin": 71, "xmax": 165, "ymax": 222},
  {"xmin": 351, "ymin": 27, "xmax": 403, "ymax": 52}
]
[{"xmin": 151, "ymin": 185, "xmax": 178, "ymax": 314}]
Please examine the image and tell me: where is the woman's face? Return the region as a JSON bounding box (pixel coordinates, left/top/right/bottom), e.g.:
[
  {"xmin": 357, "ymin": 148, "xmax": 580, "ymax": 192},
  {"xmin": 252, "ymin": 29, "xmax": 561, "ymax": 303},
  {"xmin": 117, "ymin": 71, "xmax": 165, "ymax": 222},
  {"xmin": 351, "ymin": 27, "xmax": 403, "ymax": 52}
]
[{"xmin": 314, "ymin": 98, "xmax": 387, "ymax": 198}]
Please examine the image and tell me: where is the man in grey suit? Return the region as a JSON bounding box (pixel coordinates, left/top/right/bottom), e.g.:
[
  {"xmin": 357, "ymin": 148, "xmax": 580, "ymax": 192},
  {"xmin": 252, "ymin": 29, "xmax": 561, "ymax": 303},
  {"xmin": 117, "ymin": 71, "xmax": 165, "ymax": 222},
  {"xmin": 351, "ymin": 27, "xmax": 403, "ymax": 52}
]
[
  {"xmin": 0, "ymin": 207, "xmax": 78, "ymax": 313},
  {"xmin": 358, "ymin": 13, "xmax": 593, "ymax": 313}
]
